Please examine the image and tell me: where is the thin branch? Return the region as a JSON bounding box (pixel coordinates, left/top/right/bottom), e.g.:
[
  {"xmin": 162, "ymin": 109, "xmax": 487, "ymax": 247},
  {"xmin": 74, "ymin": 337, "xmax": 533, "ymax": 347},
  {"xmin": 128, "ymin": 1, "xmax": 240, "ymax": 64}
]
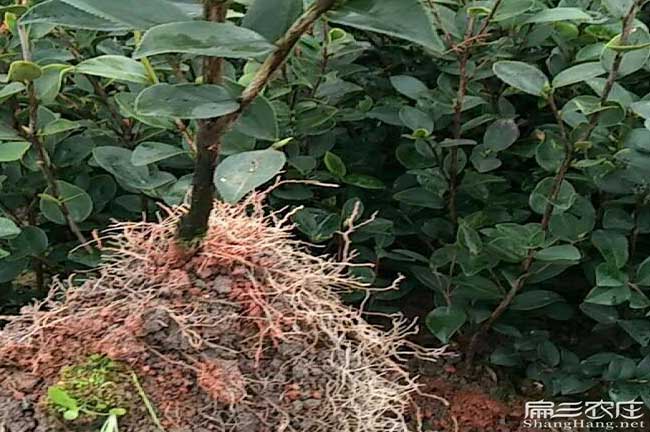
[
  {"xmin": 177, "ymin": 0, "xmax": 339, "ymax": 242},
  {"xmin": 448, "ymin": 0, "xmax": 504, "ymax": 223},
  {"xmin": 18, "ymin": 23, "xmax": 91, "ymax": 251},
  {"xmin": 465, "ymin": 1, "xmax": 640, "ymax": 366}
]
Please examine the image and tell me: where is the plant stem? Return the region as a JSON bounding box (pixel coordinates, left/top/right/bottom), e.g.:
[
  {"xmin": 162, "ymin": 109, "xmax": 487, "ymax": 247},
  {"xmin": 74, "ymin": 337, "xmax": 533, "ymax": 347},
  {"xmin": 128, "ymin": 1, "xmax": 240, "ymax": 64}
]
[
  {"xmin": 18, "ymin": 23, "xmax": 91, "ymax": 251},
  {"xmin": 448, "ymin": 0, "xmax": 503, "ymax": 224},
  {"xmin": 465, "ymin": 1, "xmax": 640, "ymax": 366},
  {"xmin": 177, "ymin": 0, "xmax": 339, "ymax": 243}
]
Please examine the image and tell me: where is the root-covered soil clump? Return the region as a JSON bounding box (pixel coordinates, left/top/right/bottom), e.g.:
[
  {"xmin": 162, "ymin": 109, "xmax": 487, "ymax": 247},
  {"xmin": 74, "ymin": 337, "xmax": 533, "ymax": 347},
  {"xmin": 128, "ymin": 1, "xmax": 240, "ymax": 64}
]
[{"xmin": 0, "ymin": 198, "xmax": 442, "ymax": 431}]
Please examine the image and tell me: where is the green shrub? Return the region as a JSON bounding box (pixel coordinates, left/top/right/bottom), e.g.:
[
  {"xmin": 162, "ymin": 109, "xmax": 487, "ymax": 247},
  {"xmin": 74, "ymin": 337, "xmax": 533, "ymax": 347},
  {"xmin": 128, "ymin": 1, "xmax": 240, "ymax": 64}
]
[{"xmin": 0, "ymin": 0, "xmax": 649, "ymax": 406}]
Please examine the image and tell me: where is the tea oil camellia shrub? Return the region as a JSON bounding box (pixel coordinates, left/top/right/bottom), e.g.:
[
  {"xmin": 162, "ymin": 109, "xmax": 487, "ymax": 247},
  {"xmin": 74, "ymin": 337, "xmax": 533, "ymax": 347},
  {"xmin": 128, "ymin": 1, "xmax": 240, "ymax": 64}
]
[{"xmin": 0, "ymin": 0, "xmax": 650, "ymax": 429}]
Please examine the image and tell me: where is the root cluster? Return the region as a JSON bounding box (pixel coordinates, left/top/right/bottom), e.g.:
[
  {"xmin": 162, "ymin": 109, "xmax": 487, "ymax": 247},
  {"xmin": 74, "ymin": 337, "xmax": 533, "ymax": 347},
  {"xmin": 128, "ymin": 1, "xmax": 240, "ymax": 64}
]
[{"xmin": 0, "ymin": 196, "xmax": 445, "ymax": 431}]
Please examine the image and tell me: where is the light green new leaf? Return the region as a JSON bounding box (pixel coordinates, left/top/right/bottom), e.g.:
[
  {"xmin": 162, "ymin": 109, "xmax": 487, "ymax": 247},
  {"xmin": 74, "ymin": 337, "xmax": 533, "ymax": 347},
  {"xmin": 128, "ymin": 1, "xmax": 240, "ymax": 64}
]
[
  {"xmin": 0, "ymin": 142, "xmax": 30, "ymax": 162},
  {"xmin": 242, "ymin": 0, "xmax": 302, "ymax": 42},
  {"xmin": 8, "ymin": 61, "xmax": 42, "ymax": 82},
  {"xmin": 328, "ymin": 0, "xmax": 444, "ymax": 52},
  {"xmin": 40, "ymin": 181, "xmax": 93, "ymax": 225},
  {"xmin": 552, "ymin": 62, "xmax": 606, "ymax": 88},
  {"xmin": 135, "ymin": 84, "xmax": 239, "ymax": 119},
  {"xmin": 76, "ymin": 56, "xmax": 150, "ymax": 84},
  {"xmin": 20, "ymin": 0, "xmax": 128, "ymax": 31},
  {"xmin": 425, "ymin": 306, "xmax": 467, "ymax": 344},
  {"xmin": 215, "ymin": 149, "xmax": 287, "ymax": 203},
  {"xmin": 133, "ymin": 22, "xmax": 274, "ymax": 59},
  {"xmin": 0, "ymin": 217, "xmax": 21, "ymax": 239},
  {"xmin": 525, "ymin": 7, "xmax": 593, "ymax": 24},
  {"xmin": 131, "ymin": 142, "xmax": 186, "ymax": 166},
  {"xmin": 493, "ymin": 61, "xmax": 549, "ymax": 96},
  {"xmin": 57, "ymin": 0, "xmax": 189, "ymax": 30}
]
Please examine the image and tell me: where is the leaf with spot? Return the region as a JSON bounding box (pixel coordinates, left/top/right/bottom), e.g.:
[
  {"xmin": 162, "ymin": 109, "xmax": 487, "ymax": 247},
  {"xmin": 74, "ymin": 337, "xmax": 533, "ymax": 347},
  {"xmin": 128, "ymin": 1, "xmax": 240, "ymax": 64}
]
[{"xmin": 214, "ymin": 149, "xmax": 286, "ymax": 203}]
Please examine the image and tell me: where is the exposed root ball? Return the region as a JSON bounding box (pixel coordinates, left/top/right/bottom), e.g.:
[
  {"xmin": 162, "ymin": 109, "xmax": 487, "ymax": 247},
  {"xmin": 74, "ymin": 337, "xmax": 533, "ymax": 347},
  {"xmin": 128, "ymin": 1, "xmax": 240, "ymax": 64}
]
[{"xmin": 0, "ymin": 197, "xmax": 445, "ymax": 431}]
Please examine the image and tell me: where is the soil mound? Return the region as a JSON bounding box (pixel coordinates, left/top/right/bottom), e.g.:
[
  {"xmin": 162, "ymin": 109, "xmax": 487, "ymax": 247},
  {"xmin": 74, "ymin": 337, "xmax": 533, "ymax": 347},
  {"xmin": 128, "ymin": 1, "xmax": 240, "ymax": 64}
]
[{"xmin": 0, "ymin": 197, "xmax": 444, "ymax": 431}]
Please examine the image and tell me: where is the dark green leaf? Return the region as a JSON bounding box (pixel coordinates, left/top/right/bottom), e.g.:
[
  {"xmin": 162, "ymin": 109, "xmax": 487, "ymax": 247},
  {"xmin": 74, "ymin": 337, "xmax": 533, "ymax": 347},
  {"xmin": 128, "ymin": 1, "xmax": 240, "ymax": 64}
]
[
  {"xmin": 135, "ymin": 84, "xmax": 239, "ymax": 119},
  {"xmin": 134, "ymin": 21, "xmax": 274, "ymax": 59},
  {"xmin": 425, "ymin": 306, "xmax": 467, "ymax": 344}
]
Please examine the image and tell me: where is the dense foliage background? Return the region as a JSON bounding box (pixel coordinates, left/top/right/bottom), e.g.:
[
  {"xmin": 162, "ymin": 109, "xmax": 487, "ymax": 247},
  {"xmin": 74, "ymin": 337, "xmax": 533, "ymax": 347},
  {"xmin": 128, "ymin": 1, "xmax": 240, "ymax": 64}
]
[{"xmin": 1, "ymin": 0, "xmax": 650, "ymax": 408}]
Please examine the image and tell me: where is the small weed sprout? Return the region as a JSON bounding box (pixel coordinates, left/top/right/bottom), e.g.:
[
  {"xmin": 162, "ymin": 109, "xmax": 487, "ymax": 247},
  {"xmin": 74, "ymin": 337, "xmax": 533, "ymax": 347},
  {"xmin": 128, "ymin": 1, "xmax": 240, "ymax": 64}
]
[{"xmin": 46, "ymin": 355, "xmax": 129, "ymax": 428}]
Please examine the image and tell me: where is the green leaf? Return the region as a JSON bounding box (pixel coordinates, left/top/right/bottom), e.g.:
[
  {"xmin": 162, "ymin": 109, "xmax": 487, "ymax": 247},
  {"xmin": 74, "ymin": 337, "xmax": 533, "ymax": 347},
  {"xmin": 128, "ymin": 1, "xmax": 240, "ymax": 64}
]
[
  {"xmin": 619, "ymin": 320, "xmax": 650, "ymax": 347},
  {"xmin": 637, "ymin": 257, "xmax": 650, "ymax": 286},
  {"xmin": 524, "ymin": 7, "xmax": 593, "ymax": 24},
  {"xmin": 585, "ymin": 285, "xmax": 631, "ymax": 306},
  {"xmin": 510, "ymin": 290, "xmax": 564, "ymax": 311},
  {"xmin": 328, "ymin": 0, "xmax": 444, "ymax": 52},
  {"xmin": 602, "ymin": 0, "xmax": 635, "ymax": 18},
  {"xmin": 0, "ymin": 142, "xmax": 30, "ymax": 162},
  {"xmin": 390, "ymin": 75, "xmax": 429, "ymax": 100},
  {"xmin": 40, "ymin": 119, "xmax": 83, "ymax": 136},
  {"xmin": 133, "ymin": 21, "xmax": 274, "ymax": 59},
  {"xmin": 596, "ymin": 262, "xmax": 628, "ymax": 287},
  {"xmin": 552, "ymin": 62, "xmax": 606, "ymax": 88},
  {"xmin": 57, "ymin": 0, "xmax": 189, "ymax": 30},
  {"xmin": 93, "ymin": 147, "xmax": 175, "ymax": 190},
  {"xmin": 9, "ymin": 226, "xmax": 48, "ymax": 258},
  {"xmin": 393, "ymin": 187, "xmax": 445, "ymax": 209},
  {"xmin": 0, "ymin": 217, "xmax": 21, "ymax": 239},
  {"xmin": 529, "ymin": 178, "xmax": 577, "ymax": 215},
  {"xmin": 131, "ymin": 142, "xmax": 186, "ymax": 166},
  {"xmin": 457, "ymin": 220, "xmax": 482, "ymax": 255},
  {"xmin": 493, "ymin": 61, "xmax": 549, "ymax": 96},
  {"xmin": 135, "ymin": 84, "xmax": 239, "ymax": 119},
  {"xmin": 601, "ymin": 28, "xmax": 650, "ymax": 77},
  {"xmin": 343, "ymin": 174, "xmax": 385, "ymax": 190},
  {"xmin": 35, "ymin": 65, "xmax": 73, "ymax": 105},
  {"xmin": 399, "ymin": 106, "xmax": 433, "ymax": 134},
  {"xmin": 8, "ymin": 61, "xmax": 42, "ymax": 82},
  {"xmin": 324, "ymin": 151, "xmax": 347, "ymax": 177},
  {"xmin": 224, "ymin": 81, "xmax": 279, "ymax": 141},
  {"xmin": 40, "ymin": 181, "xmax": 93, "ymax": 225},
  {"xmin": 538, "ymin": 341, "xmax": 561, "ymax": 367},
  {"xmin": 580, "ymin": 303, "xmax": 619, "ymax": 324},
  {"xmin": 425, "ymin": 306, "xmax": 467, "ymax": 344},
  {"xmin": 76, "ymin": 55, "xmax": 150, "ymax": 84},
  {"xmin": 47, "ymin": 386, "xmax": 78, "ymax": 411},
  {"xmin": 0, "ymin": 82, "xmax": 26, "ymax": 101},
  {"xmin": 215, "ymin": 149, "xmax": 286, "ymax": 203},
  {"xmin": 292, "ymin": 208, "xmax": 340, "ymax": 243},
  {"xmin": 592, "ymin": 230, "xmax": 629, "ymax": 268},
  {"xmin": 483, "ymin": 119, "xmax": 519, "ymax": 151},
  {"xmin": 242, "ymin": 0, "xmax": 302, "ymax": 42},
  {"xmin": 536, "ymin": 245, "xmax": 581, "ymax": 261},
  {"xmin": 20, "ymin": 0, "xmax": 130, "ymax": 31}
]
